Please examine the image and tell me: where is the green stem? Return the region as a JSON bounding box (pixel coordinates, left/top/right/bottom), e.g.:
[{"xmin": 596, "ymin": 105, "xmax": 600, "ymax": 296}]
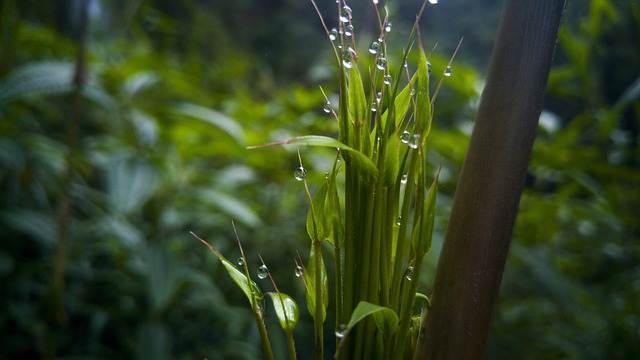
[
  {"xmin": 313, "ymin": 241, "xmax": 324, "ymax": 360},
  {"xmin": 335, "ymin": 246, "xmax": 343, "ymax": 348},
  {"xmin": 252, "ymin": 305, "xmax": 275, "ymax": 360},
  {"xmin": 286, "ymin": 329, "xmax": 297, "ymax": 360}
]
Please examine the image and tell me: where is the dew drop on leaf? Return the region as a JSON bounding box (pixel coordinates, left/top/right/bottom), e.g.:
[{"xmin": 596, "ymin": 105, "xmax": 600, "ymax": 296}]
[
  {"xmin": 429, "ymin": 0, "xmax": 439, "ymax": 4},
  {"xmin": 376, "ymin": 57, "xmax": 387, "ymax": 70},
  {"xmin": 409, "ymin": 134, "xmax": 420, "ymax": 149},
  {"xmin": 400, "ymin": 130, "xmax": 411, "ymax": 144},
  {"xmin": 345, "ymin": 24, "xmax": 354, "ymax": 37},
  {"xmin": 385, "ymin": 21, "xmax": 392, "ymax": 33},
  {"xmin": 294, "ymin": 166, "xmax": 307, "ymax": 181},
  {"xmin": 401, "ymin": 174, "xmax": 408, "ymax": 184},
  {"xmin": 294, "ymin": 265, "xmax": 303, "ymax": 277},
  {"xmin": 444, "ymin": 65, "xmax": 452, "ymax": 77},
  {"xmin": 323, "ymin": 101, "xmax": 332, "ymax": 113},
  {"xmin": 329, "ymin": 28, "xmax": 338, "ymax": 41},
  {"xmin": 369, "ymin": 41, "xmax": 380, "ymax": 54},
  {"xmin": 340, "ymin": 5, "xmax": 352, "ymax": 23},
  {"xmin": 237, "ymin": 257, "xmax": 244, "ymax": 266},
  {"xmin": 257, "ymin": 264, "xmax": 269, "ymax": 279},
  {"xmin": 383, "ymin": 74, "xmax": 392, "ymax": 85},
  {"xmin": 405, "ymin": 266, "xmax": 415, "ymax": 281},
  {"xmin": 335, "ymin": 324, "xmax": 348, "ymax": 338}
]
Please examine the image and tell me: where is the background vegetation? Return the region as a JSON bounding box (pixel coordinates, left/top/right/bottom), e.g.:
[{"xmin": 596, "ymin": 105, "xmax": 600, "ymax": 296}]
[{"xmin": 0, "ymin": 0, "xmax": 638, "ymax": 359}]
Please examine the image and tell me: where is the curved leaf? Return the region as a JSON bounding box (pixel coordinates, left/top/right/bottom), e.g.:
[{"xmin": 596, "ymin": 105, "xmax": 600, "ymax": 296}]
[
  {"xmin": 191, "ymin": 232, "xmax": 263, "ymax": 304},
  {"xmin": 172, "ymin": 102, "xmax": 245, "ymax": 145},
  {"xmin": 267, "ymin": 292, "xmax": 300, "ymax": 332},
  {"xmin": 346, "ymin": 301, "xmax": 398, "ymax": 337},
  {"xmin": 250, "ymin": 135, "xmax": 377, "ymax": 182}
]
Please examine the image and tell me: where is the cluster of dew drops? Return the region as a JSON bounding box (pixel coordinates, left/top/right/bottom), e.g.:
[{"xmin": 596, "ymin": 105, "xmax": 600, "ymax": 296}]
[{"xmin": 322, "ymin": 0, "xmax": 452, "ymax": 127}]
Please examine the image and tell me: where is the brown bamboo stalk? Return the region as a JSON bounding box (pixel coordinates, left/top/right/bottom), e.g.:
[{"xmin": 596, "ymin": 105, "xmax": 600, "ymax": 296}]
[{"xmin": 421, "ymin": 1, "xmax": 566, "ymax": 358}]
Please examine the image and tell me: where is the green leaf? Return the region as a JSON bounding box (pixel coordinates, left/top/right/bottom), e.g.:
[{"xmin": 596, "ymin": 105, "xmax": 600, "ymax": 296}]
[
  {"xmin": 326, "ymin": 163, "xmax": 344, "ymax": 248},
  {"xmin": 306, "ymin": 181, "xmax": 328, "ymax": 243},
  {"xmin": 192, "ymin": 233, "xmax": 263, "ymax": 304},
  {"xmin": 381, "ymin": 74, "xmax": 417, "ymax": 131},
  {"xmin": 383, "ymin": 131, "xmax": 400, "ymax": 186},
  {"xmin": 105, "ymin": 155, "xmax": 159, "ymax": 215},
  {"xmin": 349, "ymin": 66, "xmax": 367, "ymax": 128},
  {"xmin": 250, "ymin": 135, "xmax": 378, "ymax": 182},
  {"xmin": 172, "ymin": 102, "xmax": 246, "ymax": 145},
  {"xmin": 411, "ymin": 176, "xmax": 437, "ymax": 257},
  {"xmin": 416, "ymin": 47, "xmax": 432, "ymax": 140},
  {"xmin": 346, "ymin": 301, "xmax": 398, "ymax": 338},
  {"xmin": 304, "ymin": 246, "xmax": 328, "ymax": 322},
  {"xmin": 267, "ymin": 292, "xmax": 300, "ymax": 332}
]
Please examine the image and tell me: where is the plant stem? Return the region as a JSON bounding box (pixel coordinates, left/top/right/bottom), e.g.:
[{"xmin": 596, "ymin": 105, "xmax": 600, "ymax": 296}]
[
  {"xmin": 252, "ymin": 305, "xmax": 275, "ymax": 360},
  {"xmin": 313, "ymin": 241, "xmax": 324, "ymax": 360}
]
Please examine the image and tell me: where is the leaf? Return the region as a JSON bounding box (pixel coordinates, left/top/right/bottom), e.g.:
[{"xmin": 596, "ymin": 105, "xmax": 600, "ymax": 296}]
[
  {"xmin": 196, "ymin": 189, "xmax": 262, "ymax": 228},
  {"xmin": 304, "ymin": 246, "xmax": 328, "ymax": 322},
  {"xmin": 346, "ymin": 301, "xmax": 398, "ymax": 338},
  {"xmin": 0, "ymin": 60, "xmax": 114, "ymax": 109},
  {"xmin": 326, "ymin": 163, "xmax": 344, "ymax": 248},
  {"xmin": 104, "ymin": 155, "xmax": 159, "ymax": 215},
  {"xmin": 381, "ymin": 73, "xmax": 417, "ymax": 131},
  {"xmin": 306, "ymin": 160, "xmax": 343, "ymax": 248},
  {"xmin": 349, "ymin": 65, "xmax": 367, "ymax": 128},
  {"xmin": 383, "ymin": 132, "xmax": 400, "ymax": 186},
  {"xmin": 172, "ymin": 102, "xmax": 245, "ymax": 145},
  {"xmin": 306, "ymin": 180, "xmax": 328, "ymax": 243},
  {"xmin": 267, "ymin": 292, "xmax": 299, "ymax": 332},
  {"xmin": 411, "ymin": 175, "xmax": 438, "ymax": 257},
  {"xmin": 192, "ymin": 232, "xmax": 263, "ymax": 304},
  {"xmin": 0, "ymin": 61, "xmax": 74, "ymax": 104},
  {"xmin": 249, "ymin": 135, "xmax": 378, "ymax": 182},
  {"xmin": 416, "ymin": 47, "xmax": 432, "ymax": 140}
]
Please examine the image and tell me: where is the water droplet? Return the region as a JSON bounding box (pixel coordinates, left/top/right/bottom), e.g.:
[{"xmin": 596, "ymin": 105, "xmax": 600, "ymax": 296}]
[
  {"xmin": 345, "ymin": 24, "xmax": 354, "ymax": 37},
  {"xmin": 371, "ymin": 102, "xmax": 377, "ymax": 112},
  {"xmin": 396, "ymin": 216, "xmax": 402, "ymax": 226},
  {"xmin": 329, "ymin": 28, "xmax": 338, "ymax": 41},
  {"xmin": 429, "ymin": 0, "xmax": 439, "ymax": 4},
  {"xmin": 405, "ymin": 266, "xmax": 414, "ymax": 281},
  {"xmin": 410, "ymin": 88, "xmax": 416, "ymax": 96},
  {"xmin": 294, "ymin": 166, "xmax": 307, "ymax": 181},
  {"xmin": 383, "ymin": 74, "xmax": 392, "ymax": 85},
  {"xmin": 401, "ymin": 174, "xmax": 408, "ymax": 184},
  {"xmin": 427, "ymin": 61, "xmax": 432, "ymax": 76},
  {"xmin": 373, "ymin": 0, "xmax": 379, "ymax": 4},
  {"xmin": 295, "ymin": 265, "xmax": 303, "ymax": 277},
  {"xmin": 385, "ymin": 21, "xmax": 392, "ymax": 33},
  {"xmin": 409, "ymin": 134, "xmax": 420, "ymax": 149},
  {"xmin": 376, "ymin": 92, "xmax": 382, "ymax": 102},
  {"xmin": 335, "ymin": 324, "xmax": 348, "ymax": 338},
  {"xmin": 323, "ymin": 101, "xmax": 332, "ymax": 113},
  {"xmin": 376, "ymin": 57, "xmax": 387, "ymax": 70},
  {"xmin": 342, "ymin": 52, "xmax": 353, "ymax": 69},
  {"xmin": 400, "ymin": 130, "xmax": 410, "ymax": 143},
  {"xmin": 369, "ymin": 41, "xmax": 380, "ymax": 54},
  {"xmin": 257, "ymin": 265, "xmax": 269, "ymax": 279},
  {"xmin": 444, "ymin": 65, "xmax": 452, "ymax": 77},
  {"xmin": 237, "ymin": 257, "xmax": 244, "ymax": 266},
  {"xmin": 340, "ymin": 6, "xmax": 352, "ymax": 23}
]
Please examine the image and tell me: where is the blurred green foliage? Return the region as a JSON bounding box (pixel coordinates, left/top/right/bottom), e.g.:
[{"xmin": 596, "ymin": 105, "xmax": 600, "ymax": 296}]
[{"xmin": 0, "ymin": 0, "xmax": 637, "ymax": 359}]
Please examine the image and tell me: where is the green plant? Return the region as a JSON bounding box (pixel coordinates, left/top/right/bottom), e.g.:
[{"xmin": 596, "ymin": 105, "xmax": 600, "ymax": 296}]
[{"xmin": 195, "ymin": 1, "xmax": 456, "ymax": 359}]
